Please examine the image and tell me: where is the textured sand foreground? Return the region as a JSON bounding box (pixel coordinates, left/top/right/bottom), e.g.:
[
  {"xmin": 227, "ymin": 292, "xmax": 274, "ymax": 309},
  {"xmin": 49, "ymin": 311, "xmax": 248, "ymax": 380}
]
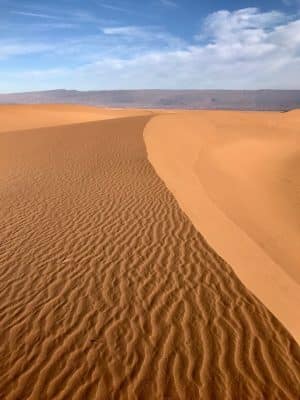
[
  {"xmin": 0, "ymin": 106, "xmax": 299, "ymax": 399},
  {"xmin": 145, "ymin": 110, "xmax": 300, "ymax": 343}
]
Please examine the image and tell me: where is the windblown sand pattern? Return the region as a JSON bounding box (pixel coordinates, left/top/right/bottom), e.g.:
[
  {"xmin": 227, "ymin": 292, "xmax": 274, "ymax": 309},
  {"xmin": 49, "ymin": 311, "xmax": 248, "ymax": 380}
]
[{"xmin": 0, "ymin": 109, "xmax": 299, "ymax": 399}]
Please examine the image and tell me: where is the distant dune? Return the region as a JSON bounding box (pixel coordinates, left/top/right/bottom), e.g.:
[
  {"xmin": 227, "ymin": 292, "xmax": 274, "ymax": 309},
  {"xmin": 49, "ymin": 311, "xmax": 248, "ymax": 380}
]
[
  {"xmin": 0, "ymin": 105, "xmax": 299, "ymax": 399},
  {"xmin": 0, "ymin": 104, "xmax": 152, "ymax": 133},
  {"xmin": 1, "ymin": 89, "xmax": 300, "ymax": 110}
]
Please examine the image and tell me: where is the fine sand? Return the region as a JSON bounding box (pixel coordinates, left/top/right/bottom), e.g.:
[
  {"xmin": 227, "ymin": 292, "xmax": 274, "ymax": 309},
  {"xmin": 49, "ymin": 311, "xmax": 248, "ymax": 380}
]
[
  {"xmin": 0, "ymin": 104, "xmax": 152, "ymax": 133},
  {"xmin": 144, "ymin": 110, "xmax": 300, "ymax": 343},
  {"xmin": 0, "ymin": 105, "xmax": 299, "ymax": 399}
]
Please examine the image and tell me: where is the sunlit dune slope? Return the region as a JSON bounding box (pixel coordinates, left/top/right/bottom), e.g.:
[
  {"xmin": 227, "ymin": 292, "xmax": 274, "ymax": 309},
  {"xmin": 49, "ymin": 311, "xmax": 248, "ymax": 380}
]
[
  {"xmin": 144, "ymin": 110, "xmax": 300, "ymax": 343},
  {"xmin": 0, "ymin": 106, "xmax": 299, "ymax": 399},
  {"xmin": 0, "ymin": 104, "xmax": 152, "ymax": 133}
]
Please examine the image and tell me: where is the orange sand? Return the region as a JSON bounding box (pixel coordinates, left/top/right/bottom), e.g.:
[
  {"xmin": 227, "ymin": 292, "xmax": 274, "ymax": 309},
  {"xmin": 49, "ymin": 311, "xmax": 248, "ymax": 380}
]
[
  {"xmin": 0, "ymin": 104, "xmax": 152, "ymax": 133},
  {"xmin": 0, "ymin": 105, "xmax": 299, "ymax": 399},
  {"xmin": 144, "ymin": 110, "xmax": 300, "ymax": 343}
]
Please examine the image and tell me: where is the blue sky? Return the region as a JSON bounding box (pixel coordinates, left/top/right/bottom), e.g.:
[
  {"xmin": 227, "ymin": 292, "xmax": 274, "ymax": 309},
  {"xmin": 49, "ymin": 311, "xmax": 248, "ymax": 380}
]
[{"xmin": 1, "ymin": 0, "xmax": 300, "ymax": 92}]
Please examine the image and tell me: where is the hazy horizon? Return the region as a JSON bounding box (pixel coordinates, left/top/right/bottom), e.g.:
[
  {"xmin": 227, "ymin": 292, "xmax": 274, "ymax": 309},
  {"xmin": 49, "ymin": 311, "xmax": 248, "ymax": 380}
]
[{"xmin": 2, "ymin": 88, "xmax": 300, "ymax": 95}]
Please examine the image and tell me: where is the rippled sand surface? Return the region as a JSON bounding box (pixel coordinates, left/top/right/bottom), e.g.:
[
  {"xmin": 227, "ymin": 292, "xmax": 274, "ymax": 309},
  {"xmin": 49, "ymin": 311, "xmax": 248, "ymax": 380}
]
[{"xmin": 0, "ymin": 106, "xmax": 299, "ymax": 399}]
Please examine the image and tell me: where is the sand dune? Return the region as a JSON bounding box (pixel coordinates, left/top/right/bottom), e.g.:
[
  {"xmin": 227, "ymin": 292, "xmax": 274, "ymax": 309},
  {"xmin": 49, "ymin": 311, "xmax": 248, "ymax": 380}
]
[
  {"xmin": 0, "ymin": 104, "xmax": 152, "ymax": 133},
  {"xmin": 144, "ymin": 110, "xmax": 300, "ymax": 343},
  {"xmin": 0, "ymin": 106, "xmax": 299, "ymax": 399}
]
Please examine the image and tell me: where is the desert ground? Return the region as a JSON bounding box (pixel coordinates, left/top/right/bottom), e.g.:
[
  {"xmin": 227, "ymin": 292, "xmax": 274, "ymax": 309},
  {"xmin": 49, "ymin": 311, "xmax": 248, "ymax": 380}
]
[
  {"xmin": 145, "ymin": 110, "xmax": 300, "ymax": 343},
  {"xmin": 0, "ymin": 105, "xmax": 299, "ymax": 399}
]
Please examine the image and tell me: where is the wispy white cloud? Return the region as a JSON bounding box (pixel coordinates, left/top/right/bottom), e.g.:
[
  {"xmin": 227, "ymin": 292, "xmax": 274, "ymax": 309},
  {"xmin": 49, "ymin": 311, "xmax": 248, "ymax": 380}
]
[
  {"xmin": 97, "ymin": 1, "xmax": 142, "ymax": 15},
  {"xmin": 8, "ymin": 8, "xmax": 114, "ymax": 32},
  {"xmin": 11, "ymin": 11, "xmax": 60, "ymax": 19},
  {"xmin": 29, "ymin": 22, "xmax": 79, "ymax": 30},
  {"xmin": 99, "ymin": 3, "xmax": 128, "ymax": 12},
  {"xmin": 0, "ymin": 41, "xmax": 53, "ymax": 59},
  {"xmin": 102, "ymin": 26, "xmax": 145, "ymax": 36},
  {"xmin": 101, "ymin": 25, "xmax": 185, "ymax": 49}
]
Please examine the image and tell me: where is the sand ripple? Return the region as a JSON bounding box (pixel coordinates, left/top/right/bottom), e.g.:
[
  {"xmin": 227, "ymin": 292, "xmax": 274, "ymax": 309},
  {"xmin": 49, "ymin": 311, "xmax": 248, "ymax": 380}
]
[{"xmin": 0, "ymin": 115, "xmax": 299, "ymax": 399}]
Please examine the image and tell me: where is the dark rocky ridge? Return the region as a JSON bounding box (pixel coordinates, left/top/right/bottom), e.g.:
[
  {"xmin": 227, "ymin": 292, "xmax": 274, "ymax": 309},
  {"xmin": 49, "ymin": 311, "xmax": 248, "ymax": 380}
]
[{"xmin": 1, "ymin": 89, "xmax": 300, "ymax": 110}]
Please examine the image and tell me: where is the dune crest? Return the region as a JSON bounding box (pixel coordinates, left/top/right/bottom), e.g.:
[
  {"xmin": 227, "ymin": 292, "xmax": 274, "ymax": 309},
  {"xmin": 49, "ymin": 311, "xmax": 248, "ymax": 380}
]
[{"xmin": 144, "ymin": 110, "xmax": 300, "ymax": 343}]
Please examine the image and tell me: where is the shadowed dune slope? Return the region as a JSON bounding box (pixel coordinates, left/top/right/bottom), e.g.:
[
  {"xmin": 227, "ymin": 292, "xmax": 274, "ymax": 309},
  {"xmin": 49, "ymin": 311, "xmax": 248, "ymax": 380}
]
[
  {"xmin": 144, "ymin": 110, "xmax": 300, "ymax": 343},
  {"xmin": 0, "ymin": 112, "xmax": 300, "ymax": 399}
]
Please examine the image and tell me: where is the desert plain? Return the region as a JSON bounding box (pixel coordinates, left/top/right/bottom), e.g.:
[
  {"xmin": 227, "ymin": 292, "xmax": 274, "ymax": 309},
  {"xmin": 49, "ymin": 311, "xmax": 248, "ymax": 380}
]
[{"xmin": 0, "ymin": 104, "xmax": 299, "ymax": 399}]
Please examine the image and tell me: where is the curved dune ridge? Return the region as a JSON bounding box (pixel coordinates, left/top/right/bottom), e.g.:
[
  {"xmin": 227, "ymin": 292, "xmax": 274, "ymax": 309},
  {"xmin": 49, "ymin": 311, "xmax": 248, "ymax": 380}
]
[
  {"xmin": 0, "ymin": 105, "xmax": 299, "ymax": 399},
  {"xmin": 144, "ymin": 110, "xmax": 300, "ymax": 344}
]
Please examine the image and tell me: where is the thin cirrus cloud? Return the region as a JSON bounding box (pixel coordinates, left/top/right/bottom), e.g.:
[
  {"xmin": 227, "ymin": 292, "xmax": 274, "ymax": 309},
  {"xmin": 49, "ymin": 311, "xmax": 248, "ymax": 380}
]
[
  {"xmin": 96, "ymin": 1, "xmax": 144, "ymax": 15},
  {"xmin": 102, "ymin": 26, "xmax": 147, "ymax": 36},
  {"xmin": 1, "ymin": 7, "xmax": 300, "ymax": 91},
  {"xmin": 101, "ymin": 25, "xmax": 185, "ymax": 47},
  {"xmin": 11, "ymin": 11, "xmax": 60, "ymax": 19},
  {"xmin": 0, "ymin": 41, "xmax": 53, "ymax": 60}
]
